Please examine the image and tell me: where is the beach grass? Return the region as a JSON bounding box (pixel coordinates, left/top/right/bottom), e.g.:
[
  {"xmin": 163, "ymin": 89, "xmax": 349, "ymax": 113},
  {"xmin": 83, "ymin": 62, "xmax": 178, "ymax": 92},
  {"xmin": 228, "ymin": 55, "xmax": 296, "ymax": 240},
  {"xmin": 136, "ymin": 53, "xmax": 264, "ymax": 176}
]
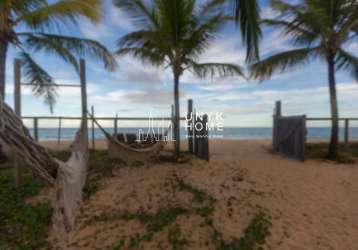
[
  {"xmin": 306, "ymin": 142, "xmax": 358, "ymax": 164},
  {"xmin": 102, "ymin": 175, "xmax": 271, "ymax": 250},
  {"xmin": 0, "ymin": 149, "xmax": 125, "ymax": 249},
  {"xmin": 49, "ymin": 149, "xmax": 126, "ymax": 200},
  {"xmin": 0, "ymin": 168, "xmax": 52, "ymax": 249}
]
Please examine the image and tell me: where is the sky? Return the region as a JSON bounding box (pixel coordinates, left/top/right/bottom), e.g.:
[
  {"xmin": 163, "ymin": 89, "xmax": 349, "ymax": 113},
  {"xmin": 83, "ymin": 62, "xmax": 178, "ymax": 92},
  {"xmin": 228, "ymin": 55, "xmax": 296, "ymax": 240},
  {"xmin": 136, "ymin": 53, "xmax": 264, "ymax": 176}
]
[{"xmin": 3, "ymin": 0, "xmax": 358, "ymax": 128}]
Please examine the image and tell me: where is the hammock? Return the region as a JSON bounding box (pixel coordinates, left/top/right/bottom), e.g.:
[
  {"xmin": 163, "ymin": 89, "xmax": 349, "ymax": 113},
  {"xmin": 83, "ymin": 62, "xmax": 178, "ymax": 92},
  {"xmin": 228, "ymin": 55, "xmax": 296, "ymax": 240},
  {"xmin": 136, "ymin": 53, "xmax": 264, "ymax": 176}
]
[
  {"xmin": 53, "ymin": 117, "xmax": 88, "ymax": 241},
  {"xmin": 90, "ymin": 114, "xmax": 167, "ymax": 163},
  {"xmin": 0, "ymin": 97, "xmax": 88, "ymax": 243}
]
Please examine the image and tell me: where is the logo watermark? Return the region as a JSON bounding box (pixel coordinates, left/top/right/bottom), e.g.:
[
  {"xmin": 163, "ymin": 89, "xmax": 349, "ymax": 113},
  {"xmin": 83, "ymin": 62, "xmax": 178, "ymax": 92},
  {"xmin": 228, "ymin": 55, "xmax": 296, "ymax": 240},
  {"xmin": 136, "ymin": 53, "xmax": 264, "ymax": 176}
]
[{"xmin": 137, "ymin": 112, "xmax": 224, "ymax": 142}]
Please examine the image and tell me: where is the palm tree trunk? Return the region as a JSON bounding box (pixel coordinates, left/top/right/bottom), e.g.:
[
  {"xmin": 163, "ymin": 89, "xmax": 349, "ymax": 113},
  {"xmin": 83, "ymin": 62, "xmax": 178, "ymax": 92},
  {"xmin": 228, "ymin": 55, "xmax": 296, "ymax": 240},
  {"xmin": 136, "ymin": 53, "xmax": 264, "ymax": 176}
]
[
  {"xmin": 327, "ymin": 53, "xmax": 339, "ymax": 159},
  {"xmin": 173, "ymin": 73, "xmax": 180, "ymax": 158},
  {"xmin": 0, "ymin": 40, "xmax": 8, "ymax": 99},
  {"xmin": 0, "ymin": 41, "xmax": 8, "ymax": 162}
]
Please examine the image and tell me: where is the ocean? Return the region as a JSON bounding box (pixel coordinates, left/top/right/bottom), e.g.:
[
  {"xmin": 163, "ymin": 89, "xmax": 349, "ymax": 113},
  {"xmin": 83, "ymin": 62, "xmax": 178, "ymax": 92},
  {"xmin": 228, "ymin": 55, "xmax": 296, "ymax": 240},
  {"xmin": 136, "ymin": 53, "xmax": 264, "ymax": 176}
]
[{"xmin": 27, "ymin": 127, "xmax": 358, "ymax": 142}]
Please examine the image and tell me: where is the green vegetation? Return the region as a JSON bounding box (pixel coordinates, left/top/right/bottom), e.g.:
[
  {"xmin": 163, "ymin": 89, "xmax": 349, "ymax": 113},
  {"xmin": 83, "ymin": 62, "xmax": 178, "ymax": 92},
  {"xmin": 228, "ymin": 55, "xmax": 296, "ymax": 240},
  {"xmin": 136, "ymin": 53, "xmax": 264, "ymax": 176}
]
[
  {"xmin": 50, "ymin": 149, "xmax": 126, "ymax": 199},
  {"xmin": 176, "ymin": 176, "xmax": 216, "ymax": 204},
  {"xmin": 306, "ymin": 143, "xmax": 358, "ymax": 164},
  {"xmin": 0, "ymin": 149, "xmax": 125, "ymax": 249},
  {"xmin": 168, "ymin": 225, "xmax": 188, "ymax": 250},
  {"xmin": 137, "ymin": 206, "xmax": 188, "ymax": 234},
  {"xmin": 85, "ymin": 150, "xmax": 126, "ymax": 199},
  {"xmin": 98, "ymin": 206, "xmax": 188, "ymax": 248},
  {"xmin": 176, "ymin": 177, "xmax": 271, "ymax": 250},
  {"xmin": 102, "ymin": 176, "xmax": 271, "ymax": 249},
  {"xmin": 0, "ymin": 170, "xmax": 52, "ymax": 249},
  {"xmin": 212, "ymin": 212, "xmax": 272, "ymax": 250}
]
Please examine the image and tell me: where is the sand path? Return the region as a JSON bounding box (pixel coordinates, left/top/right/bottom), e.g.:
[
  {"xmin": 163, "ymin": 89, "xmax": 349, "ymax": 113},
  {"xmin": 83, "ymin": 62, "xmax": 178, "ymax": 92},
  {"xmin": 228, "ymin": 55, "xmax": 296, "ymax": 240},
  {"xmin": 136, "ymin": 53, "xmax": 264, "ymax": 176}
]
[{"xmin": 48, "ymin": 140, "xmax": 358, "ymax": 250}]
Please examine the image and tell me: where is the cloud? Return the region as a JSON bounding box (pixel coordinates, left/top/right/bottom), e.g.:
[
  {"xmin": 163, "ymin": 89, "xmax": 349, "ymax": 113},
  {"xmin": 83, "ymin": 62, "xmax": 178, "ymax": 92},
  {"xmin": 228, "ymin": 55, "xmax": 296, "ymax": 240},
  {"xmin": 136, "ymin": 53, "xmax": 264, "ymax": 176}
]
[
  {"xmin": 79, "ymin": 1, "xmax": 134, "ymax": 41},
  {"xmin": 117, "ymin": 60, "xmax": 163, "ymax": 87},
  {"xmin": 187, "ymin": 81, "xmax": 358, "ymax": 126},
  {"xmin": 261, "ymin": 6, "xmax": 280, "ymax": 19},
  {"xmin": 92, "ymin": 88, "xmax": 185, "ymax": 106}
]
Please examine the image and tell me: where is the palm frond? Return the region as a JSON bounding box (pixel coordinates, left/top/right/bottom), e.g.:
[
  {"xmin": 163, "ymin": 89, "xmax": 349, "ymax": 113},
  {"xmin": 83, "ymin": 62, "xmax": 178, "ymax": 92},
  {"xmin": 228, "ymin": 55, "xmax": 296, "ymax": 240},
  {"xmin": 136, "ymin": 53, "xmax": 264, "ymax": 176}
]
[
  {"xmin": 20, "ymin": 32, "xmax": 79, "ymax": 72},
  {"xmin": 2, "ymin": 0, "xmax": 45, "ymax": 16},
  {"xmin": 336, "ymin": 49, "xmax": 358, "ymax": 81},
  {"xmin": 189, "ymin": 61, "xmax": 245, "ymax": 79},
  {"xmin": 250, "ymin": 47, "xmax": 321, "ymax": 81},
  {"xmin": 338, "ymin": 17, "xmax": 358, "ymax": 42},
  {"xmin": 197, "ymin": 0, "xmax": 225, "ymax": 17},
  {"xmin": 183, "ymin": 13, "xmax": 227, "ymax": 59},
  {"xmin": 270, "ymin": 0, "xmax": 324, "ymax": 36},
  {"xmin": 115, "ymin": 47, "xmax": 166, "ymax": 66},
  {"xmin": 233, "ymin": 0, "xmax": 261, "ymax": 62},
  {"xmin": 17, "ymin": 0, "xmax": 101, "ymax": 31},
  {"xmin": 19, "ymin": 33, "xmax": 117, "ymax": 71},
  {"xmin": 261, "ymin": 18, "xmax": 318, "ymax": 46},
  {"xmin": 19, "ymin": 51, "xmax": 58, "ymax": 112},
  {"xmin": 117, "ymin": 30, "xmax": 158, "ymax": 48},
  {"xmin": 113, "ymin": 0, "xmax": 158, "ymax": 29}
]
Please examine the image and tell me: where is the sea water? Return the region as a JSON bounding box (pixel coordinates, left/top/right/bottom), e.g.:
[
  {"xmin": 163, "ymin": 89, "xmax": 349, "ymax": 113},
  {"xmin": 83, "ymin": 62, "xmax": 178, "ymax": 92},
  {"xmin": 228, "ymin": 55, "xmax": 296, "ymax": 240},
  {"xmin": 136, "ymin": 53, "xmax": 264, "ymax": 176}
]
[{"xmin": 27, "ymin": 127, "xmax": 358, "ymax": 142}]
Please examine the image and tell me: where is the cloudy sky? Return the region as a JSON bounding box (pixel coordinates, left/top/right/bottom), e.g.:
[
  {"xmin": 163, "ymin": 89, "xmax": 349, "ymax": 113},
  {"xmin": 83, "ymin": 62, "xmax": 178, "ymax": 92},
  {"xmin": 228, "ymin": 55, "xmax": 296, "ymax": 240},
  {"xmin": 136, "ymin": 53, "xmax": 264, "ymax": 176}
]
[{"xmin": 4, "ymin": 0, "xmax": 358, "ymax": 128}]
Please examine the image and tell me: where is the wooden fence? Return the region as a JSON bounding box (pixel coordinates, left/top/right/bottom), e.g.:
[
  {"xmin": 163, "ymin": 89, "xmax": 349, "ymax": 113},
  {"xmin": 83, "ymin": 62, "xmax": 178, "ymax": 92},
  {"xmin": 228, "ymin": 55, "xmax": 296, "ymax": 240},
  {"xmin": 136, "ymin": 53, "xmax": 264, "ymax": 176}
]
[
  {"xmin": 273, "ymin": 101, "xmax": 306, "ymax": 160},
  {"xmin": 21, "ymin": 114, "xmax": 186, "ymax": 149},
  {"xmin": 273, "ymin": 100, "xmax": 358, "ymax": 160},
  {"xmin": 187, "ymin": 100, "xmax": 209, "ymax": 161},
  {"xmin": 306, "ymin": 117, "xmax": 358, "ymax": 144}
]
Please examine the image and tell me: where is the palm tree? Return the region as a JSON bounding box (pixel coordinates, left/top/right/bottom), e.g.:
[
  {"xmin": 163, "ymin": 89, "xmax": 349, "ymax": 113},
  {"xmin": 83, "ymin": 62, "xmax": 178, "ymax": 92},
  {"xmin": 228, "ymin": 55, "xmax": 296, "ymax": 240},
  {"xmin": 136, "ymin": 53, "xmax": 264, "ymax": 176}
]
[
  {"xmin": 250, "ymin": 0, "xmax": 358, "ymax": 159},
  {"xmin": 114, "ymin": 0, "xmax": 245, "ymax": 158},
  {"xmin": 0, "ymin": 0, "xmax": 117, "ymax": 111}
]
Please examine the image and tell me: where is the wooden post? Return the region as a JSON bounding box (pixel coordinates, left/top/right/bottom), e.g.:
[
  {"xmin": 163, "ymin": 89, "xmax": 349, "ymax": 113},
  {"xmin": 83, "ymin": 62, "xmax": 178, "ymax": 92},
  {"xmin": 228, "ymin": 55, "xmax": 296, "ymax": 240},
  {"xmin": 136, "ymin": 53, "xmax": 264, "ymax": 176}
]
[
  {"xmin": 80, "ymin": 59, "xmax": 88, "ymax": 148},
  {"xmin": 80, "ymin": 59, "xmax": 88, "ymax": 118},
  {"xmin": 171, "ymin": 104, "xmax": 174, "ymax": 141},
  {"xmin": 273, "ymin": 100, "xmax": 282, "ymax": 152},
  {"xmin": 194, "ymin": 109, "xmax": 199, "ymax": 155},
  {"xmin": 57, "ymin": 117, "xmax": 62, "ymax": 144},
  {"xmin": 33, "ymin": 118, "xmax": 39, "ymax": 142},
  {"xmin": 114, "ymin": 114, "xmax": 118, "ymax": 134},
  {"xmin": 344, "ymin": 119, "xmax": 349, "ymax": 145},
  {"xmin": 202, "ymin": 114, "xmax": 209, "ymax": 161},
  {"xmin": 187, "ymin": 99, "xmax": 193, "ymax": 153},
  {"xmin": 91, "ymin": 105, "xmax": 95, "ymax": 149},
  {"xmin": 14, "ymin": 59, "xmax": 21, "ymax": 115},
  {"xmin": 275, "ymin": 101, "xmax": 282, "ymax": 117},
  {"xmin": 14, "ymin": 59, "xmax": 21, "ymax": 190}
]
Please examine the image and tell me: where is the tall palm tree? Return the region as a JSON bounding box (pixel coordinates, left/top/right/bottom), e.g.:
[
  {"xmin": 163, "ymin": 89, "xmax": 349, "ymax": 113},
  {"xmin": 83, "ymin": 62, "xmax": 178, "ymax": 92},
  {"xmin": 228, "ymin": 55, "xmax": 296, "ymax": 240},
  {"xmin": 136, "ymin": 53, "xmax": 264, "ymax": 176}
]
[
  {"xmin": 250, "ymin": 0, "xmax": 358, "ymax": 159},
  {"xmin": 114, "ymin": 0, "xmax": 245, "ymax": 157},
  {"xmin": 0, "ymin": 0, "xmax": 117, "ymax": 111}
]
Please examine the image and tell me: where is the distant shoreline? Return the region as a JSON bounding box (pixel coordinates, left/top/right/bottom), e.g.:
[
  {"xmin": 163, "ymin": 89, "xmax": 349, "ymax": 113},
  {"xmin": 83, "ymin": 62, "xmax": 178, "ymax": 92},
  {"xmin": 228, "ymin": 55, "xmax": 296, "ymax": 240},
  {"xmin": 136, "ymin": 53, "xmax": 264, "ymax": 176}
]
[{"xmin": 28, "ymin": 127, "xmax": 358, "ymax": 141}]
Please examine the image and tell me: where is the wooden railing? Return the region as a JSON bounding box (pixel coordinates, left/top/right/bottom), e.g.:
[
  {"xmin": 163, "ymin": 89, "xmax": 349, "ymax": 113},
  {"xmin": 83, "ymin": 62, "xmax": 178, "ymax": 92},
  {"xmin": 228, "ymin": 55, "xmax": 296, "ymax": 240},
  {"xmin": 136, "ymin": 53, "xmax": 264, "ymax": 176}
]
[
  {"xmin": 306, "ymin": 117, "xmax": 358, "ymax": 144},
  {"xmin": 21, "ymin": 115, "xmax": 186, "ymax": 149},
  {"xmin": 275, "ymin": 101, "xmax": 358, "ymax": 144}
]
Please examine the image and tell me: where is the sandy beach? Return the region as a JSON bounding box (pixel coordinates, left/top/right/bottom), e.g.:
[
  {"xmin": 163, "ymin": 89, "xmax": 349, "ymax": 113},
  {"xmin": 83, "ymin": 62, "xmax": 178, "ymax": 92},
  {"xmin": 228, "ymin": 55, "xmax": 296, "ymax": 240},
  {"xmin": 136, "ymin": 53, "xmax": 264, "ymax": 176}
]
[{"xmin": 41, "ymin": 139, "xmax": 358, "ymax": 250}]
